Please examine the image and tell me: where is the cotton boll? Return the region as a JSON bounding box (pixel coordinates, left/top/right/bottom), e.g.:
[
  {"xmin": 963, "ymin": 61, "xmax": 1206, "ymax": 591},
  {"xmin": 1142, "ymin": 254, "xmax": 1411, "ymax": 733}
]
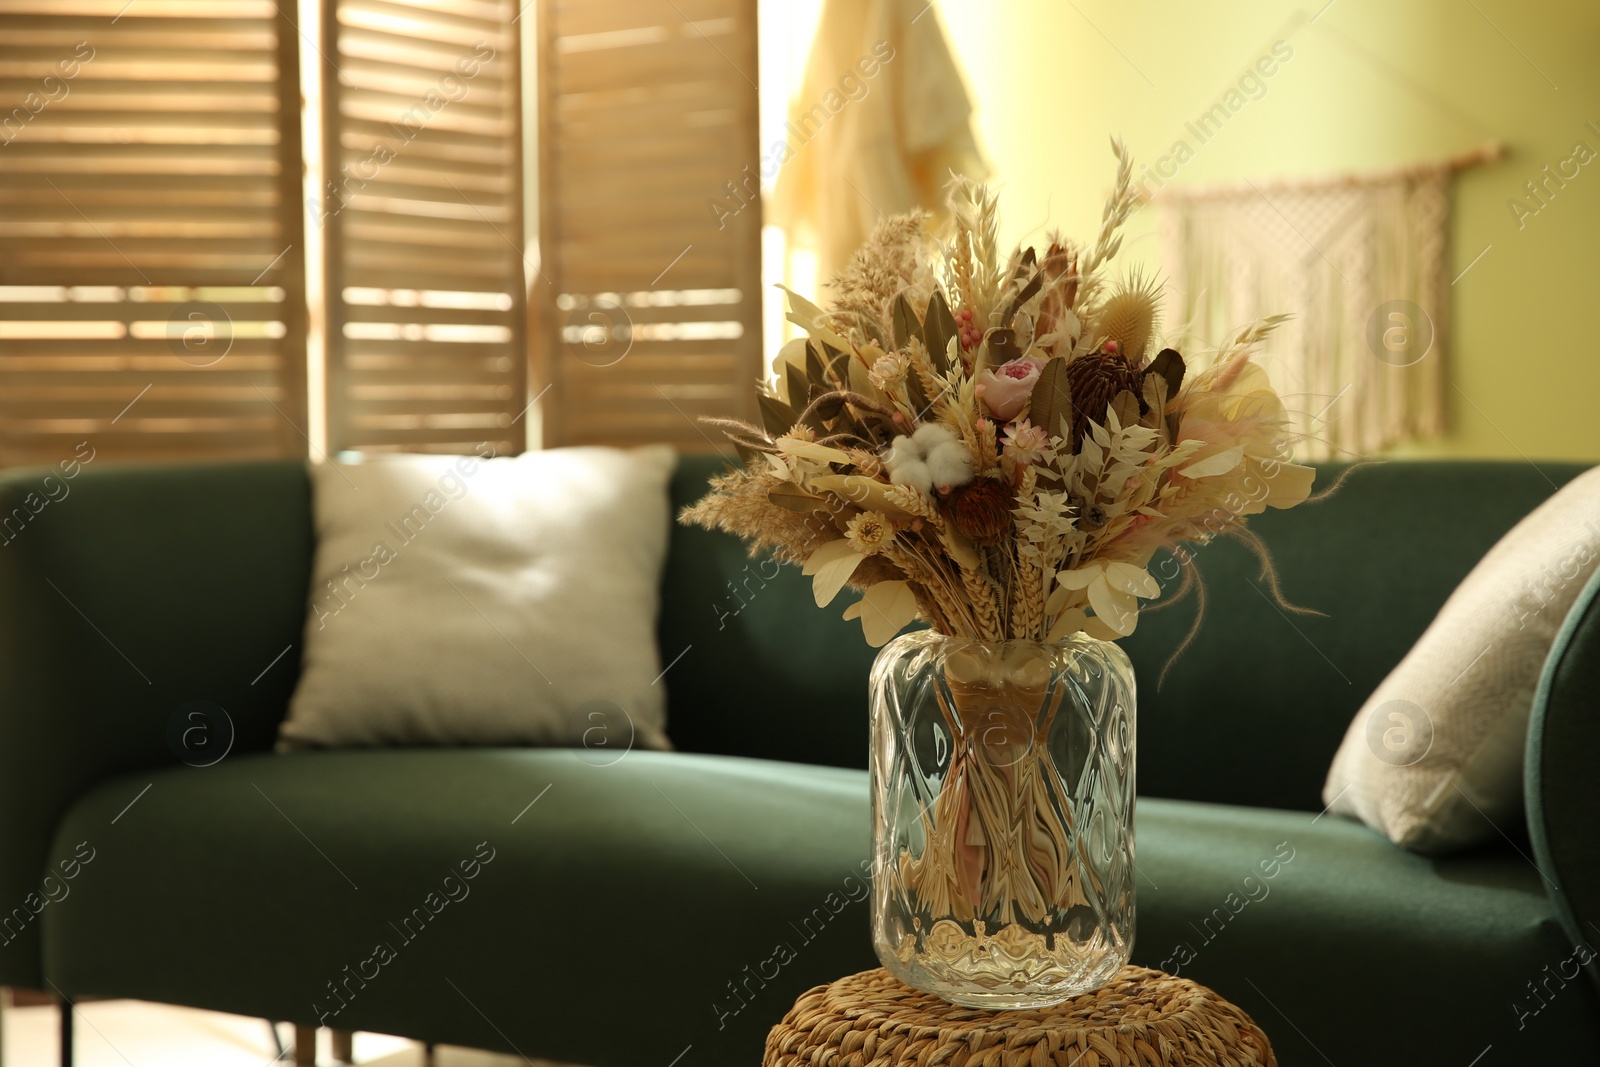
[
  {"xmin": 912, "ymin": 422, "xmax": 959, "ymax": 452},
  {"xmin": 925, "ymin": 440, "xmax": 974, "ymax": 494},
  {"xmin": 888, "ymin": 458, "xmax": 933, "ymax": 492},
  {"xmin": 884, "ymin": 435, "xmax": 934, "ymax": 492},
  {"xmin": 885, "ymin": 434, "xmax": 921, "ymax": 468}
]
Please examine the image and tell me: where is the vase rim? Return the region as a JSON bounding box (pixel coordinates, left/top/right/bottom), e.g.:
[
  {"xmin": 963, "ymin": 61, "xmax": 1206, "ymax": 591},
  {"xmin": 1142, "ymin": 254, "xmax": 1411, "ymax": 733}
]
[{"xmin": 881, "ymin": 629, "xmax": 1128, "ymax": 655}]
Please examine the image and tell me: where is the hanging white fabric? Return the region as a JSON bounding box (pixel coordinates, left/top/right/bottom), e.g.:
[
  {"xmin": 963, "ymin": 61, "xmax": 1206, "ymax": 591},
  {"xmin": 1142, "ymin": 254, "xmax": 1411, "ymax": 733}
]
[{"xmin": 770, "ymin": 0, "xmax": 988, "ymax": 285}]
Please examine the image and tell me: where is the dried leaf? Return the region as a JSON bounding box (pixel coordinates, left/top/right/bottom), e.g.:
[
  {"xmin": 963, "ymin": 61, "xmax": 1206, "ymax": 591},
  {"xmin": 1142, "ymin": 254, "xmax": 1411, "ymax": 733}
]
[
  {"xmin": 845, "ymin": 355, "xmax": 881, "ymax": 404},
  {"xmin": 906, "ymin": 367, "xmax": 931, "ymax": 417},
  {"xmin": 757, "ymin": 393, "xmax": 797, "ymax": 437},
  {"xmin": 923, "ymin": 290, "xmax": 957, "ymax": 374},
  {"xmin": 1146, "ymin": 347, "xmax": 1185, "ymax": 396},
  {"xmin": 779, "ymin": 285, "xmax": 851, "ymax": 351},
  {"xmin": 778, "ymin": 285, "xmax": 827, "ymax": 331},
  {"xmin": 775, "ymin": 438, "xmax": 851, "ymax": 464},
  {"xmin": 1110, "ymin": 389, "xmax": 1140, "ymax": 431},
  {"xmin": 801, "ymin": 538, "xmax": 864, "ymax": 607},
  {"xmin": 985, "ymin": 327, "xmax": 1022, "ymax": 368},
  {"xmin": 1264, "ymin": 462, "xmax": 1317, "ymax": 510},
  {"xmin": 784, "ymin": 361, "xmax": 810, "ymax": 419},
  {"xmin": 1004, "ymin": 246, "xmax": 1038, "ymax": 298},
  {"xmin": 1140, "ymin": 374, "xmax": 1168, "ymax": 428},
  {"xmin": 1178, "ymin": 447, "xmax": 1244, "ymax": 479},
  {"xmin": 820, "ymin": 340, "xmax": 848, "ymax": 368},
  {"xmin": 809, "ymin": 475, "xmax": 917, "ymax": 520},
  {"xmin": 768, "ymin": 485, "xmax": 826, "ymax": 512},
  {"xmin": 1028, "ymin": 358, "xmax": 1073, "ymax": 444},
  {"xmin": 1104, "ymin": 561, "xmax": 1158, "ymax": 597},
  {"xmin": 1003, "ymin": 269, "xmax": 1043, "ymax": 325},
  {"xmin": 892, "ymin": 293, "xmax": 924, "ymax": 351},
  {"xmin": 805, "ymin": 340, "xmax": 828, "ymax": 388},
  {"xmin": 1013, "ymin": 310, "xmax": 1035, "ymax": 355},
  {"xmin": 842, "ymin": 580, "xmax": 920, "ymax": 646}
]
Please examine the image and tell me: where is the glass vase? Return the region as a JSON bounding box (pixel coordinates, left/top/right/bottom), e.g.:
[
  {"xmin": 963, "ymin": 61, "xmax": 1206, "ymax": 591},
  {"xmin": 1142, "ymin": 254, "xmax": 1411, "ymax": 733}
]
[{"xmin": 869, "ymin": 629, "xmax": 1137, "ymax": 1009}]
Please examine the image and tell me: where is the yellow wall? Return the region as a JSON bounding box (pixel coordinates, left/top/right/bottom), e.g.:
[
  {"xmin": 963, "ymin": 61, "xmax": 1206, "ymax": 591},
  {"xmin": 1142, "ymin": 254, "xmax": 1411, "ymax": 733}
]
[{"xmin": 929, "ymin": 0, "xmax": 1600, "ymax": 462}]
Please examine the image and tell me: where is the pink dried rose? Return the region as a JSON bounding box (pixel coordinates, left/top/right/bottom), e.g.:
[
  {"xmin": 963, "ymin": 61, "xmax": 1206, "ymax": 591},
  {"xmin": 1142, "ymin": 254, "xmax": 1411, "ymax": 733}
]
[{"xmin": 976, "ymin": 356, "xmax": 1045, "ymax": 421}]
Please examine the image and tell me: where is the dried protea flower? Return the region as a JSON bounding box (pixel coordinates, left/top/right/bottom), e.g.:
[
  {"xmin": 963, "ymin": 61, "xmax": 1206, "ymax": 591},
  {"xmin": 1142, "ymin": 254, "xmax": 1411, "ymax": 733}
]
[
  {"xmin": 944, "ymin": 477, "xmax": 1014, "ymax": 545},
  {"xmin": 1094, "ymin": 272, "xmax": 1161, "ymax": 361},
  {"xmin": 1065, "ymin": 350, "xmax": 1144, "ymax": 450}
]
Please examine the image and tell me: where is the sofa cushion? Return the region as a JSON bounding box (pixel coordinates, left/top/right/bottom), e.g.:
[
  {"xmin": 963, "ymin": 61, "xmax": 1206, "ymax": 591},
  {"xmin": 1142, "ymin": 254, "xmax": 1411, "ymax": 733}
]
[
  {"xmin": 1322, "ymin": 464, "xmax": 1600, "ymax": 853},
  {"xmin": 42, "ymin": 756, "xmax": 1599, "ymax": 1067},
  {"xmin": 281, "ymin": 446, "xmax": 677, "ymax": 750}
]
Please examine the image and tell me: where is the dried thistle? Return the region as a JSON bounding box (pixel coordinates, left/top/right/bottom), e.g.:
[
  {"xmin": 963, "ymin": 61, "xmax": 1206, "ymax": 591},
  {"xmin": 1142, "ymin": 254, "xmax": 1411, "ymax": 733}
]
[{"xmin": 1094, "ymin": 269, "xmax": 1162, "ymax": 362}]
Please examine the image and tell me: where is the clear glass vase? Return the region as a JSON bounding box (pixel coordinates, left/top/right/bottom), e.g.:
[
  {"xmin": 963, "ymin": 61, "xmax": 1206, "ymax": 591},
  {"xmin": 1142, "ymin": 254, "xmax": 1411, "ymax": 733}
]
[{"xmin": 869, "ymin": 629, "xmax": 1137, "ymax": 1009}]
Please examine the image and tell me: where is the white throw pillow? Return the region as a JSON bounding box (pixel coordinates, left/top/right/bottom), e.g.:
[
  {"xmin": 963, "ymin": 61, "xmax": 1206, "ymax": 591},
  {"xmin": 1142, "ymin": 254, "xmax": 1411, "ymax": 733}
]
[
  {"xmin": 1323, "ymin": 465, "xmax": 1600, "ymax": 853},
  {"xmin": 279, "ymin": 445, "xmax": 677, "ymax": 752}
]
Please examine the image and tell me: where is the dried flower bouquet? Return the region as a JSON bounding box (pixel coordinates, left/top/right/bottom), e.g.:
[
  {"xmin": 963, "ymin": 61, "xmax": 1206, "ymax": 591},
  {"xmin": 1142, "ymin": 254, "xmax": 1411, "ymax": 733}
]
[
  {"xmin": 682, "ymin": 139, "xmax": 1314, "ymax": 648},
  {"xmin": 682, "ymin": 141, "xmax": 1316, "ymax": 964}
]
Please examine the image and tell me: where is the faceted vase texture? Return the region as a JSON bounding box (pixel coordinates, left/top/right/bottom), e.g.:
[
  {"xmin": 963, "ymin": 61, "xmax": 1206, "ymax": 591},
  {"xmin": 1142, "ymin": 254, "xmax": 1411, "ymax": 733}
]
[{"xmin": 869, "ymin": 629, "xmax": 1137, "ymax": 1009}]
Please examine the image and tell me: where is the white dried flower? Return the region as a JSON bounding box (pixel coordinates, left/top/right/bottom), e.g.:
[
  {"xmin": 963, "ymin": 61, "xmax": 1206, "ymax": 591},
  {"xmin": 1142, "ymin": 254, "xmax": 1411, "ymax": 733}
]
[
  {"xmin": 868, "ymin": 351, "xmax": 911, "ymax": 391},
  {"xmin": 845, "ymin": 510, "xmax": 896, "ymax": 556}
]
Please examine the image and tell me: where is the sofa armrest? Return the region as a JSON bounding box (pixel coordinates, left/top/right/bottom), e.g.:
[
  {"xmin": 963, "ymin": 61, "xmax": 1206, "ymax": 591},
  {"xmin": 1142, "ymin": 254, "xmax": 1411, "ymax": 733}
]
[
  {"xmin": 1527, "ymin": 565, "xmax": 1600, "ymax": 994},
  {"xmin": 0, "ymin": 459, "xmax": 312, "ymax": 989}
]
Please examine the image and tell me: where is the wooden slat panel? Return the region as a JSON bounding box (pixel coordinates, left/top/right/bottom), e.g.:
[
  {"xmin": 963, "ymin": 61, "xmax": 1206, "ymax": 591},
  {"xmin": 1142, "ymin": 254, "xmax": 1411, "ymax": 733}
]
[
  {"xmin": 324, "ymin": 0, "xmax": 525, "ymax": 455},
  {"xmin": 533, "ymin": 0, "xmax": 760, "ymax": 450},
  {"xmin": 0, "ymin": 1, "xmax": 306, "ymax": 466}
]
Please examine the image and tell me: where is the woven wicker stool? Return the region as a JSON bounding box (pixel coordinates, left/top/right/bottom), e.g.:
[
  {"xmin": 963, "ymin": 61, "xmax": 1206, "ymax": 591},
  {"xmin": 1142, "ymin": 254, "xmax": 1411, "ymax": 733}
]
[{"xmin": 764, "ymin": 966, "xmax": 1276, "ymax": 1067}]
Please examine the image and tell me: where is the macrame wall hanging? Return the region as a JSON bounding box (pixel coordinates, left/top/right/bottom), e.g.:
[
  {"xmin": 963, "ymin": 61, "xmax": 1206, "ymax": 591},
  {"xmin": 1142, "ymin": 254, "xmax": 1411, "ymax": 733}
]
[{"xmin": 1155, "ymin": 145, "xmax": 1498, "ymax": 459}]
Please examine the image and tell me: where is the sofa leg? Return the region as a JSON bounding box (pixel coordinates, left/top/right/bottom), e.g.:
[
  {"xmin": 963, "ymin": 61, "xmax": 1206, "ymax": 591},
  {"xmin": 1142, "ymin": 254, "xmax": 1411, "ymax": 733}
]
[
  {"xmin": 58, "ymin": 995, "xmax": 72, "ymax": 1067},
  {"xmin": 331, "ymin": 1029, "xmax": 354, "ymax": 1063},
  {"xmin": 294, "ymin": 1025, "xmax": 318, "ymax": 1066},
  {"xmin": 267, "ymin": 1020, "xmax": 287, "ymax": 1059}
]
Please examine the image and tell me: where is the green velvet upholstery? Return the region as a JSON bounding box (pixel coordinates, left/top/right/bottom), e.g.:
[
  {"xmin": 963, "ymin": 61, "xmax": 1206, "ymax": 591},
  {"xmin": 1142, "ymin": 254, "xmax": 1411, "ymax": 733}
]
[
  {"xmin": 1134, "ymin": 797, "xmax": 1600, "ymax": 1064},
  {"xmin": 1, "ymin": 454, "xmax": 1596, "ymax": 1067},
  {"xmin": 0, "ymin": 462, "xmax": 312, "ymax": 992},
  {"xmin": 1528, "ymin": 566, "xmax": 1600, "ymax": 994},
  {"xmin": 44, "ymin": 750, "xmax": 874, "ymax": 1067},
  {"xmin": 660, "ymin": 458, "xmax": 879, "ymax": 769}
]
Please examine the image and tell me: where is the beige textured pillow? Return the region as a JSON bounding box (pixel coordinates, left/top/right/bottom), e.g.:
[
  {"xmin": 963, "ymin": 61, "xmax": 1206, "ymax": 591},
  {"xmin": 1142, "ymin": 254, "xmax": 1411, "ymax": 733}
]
[
  {"xmin": 1324, "ymin": 465, "xmax": 1600, "ymax": 853},
  {"xmin": 279, "ymin": 445, "xmax": 676, "ymax": 751}
]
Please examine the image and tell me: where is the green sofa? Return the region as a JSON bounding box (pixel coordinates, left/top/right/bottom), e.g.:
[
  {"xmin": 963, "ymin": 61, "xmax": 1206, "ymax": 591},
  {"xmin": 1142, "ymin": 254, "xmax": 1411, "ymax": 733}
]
[{"xmin": 1, "ymin": 455, "xmax": 1596, "ymax": 1066}]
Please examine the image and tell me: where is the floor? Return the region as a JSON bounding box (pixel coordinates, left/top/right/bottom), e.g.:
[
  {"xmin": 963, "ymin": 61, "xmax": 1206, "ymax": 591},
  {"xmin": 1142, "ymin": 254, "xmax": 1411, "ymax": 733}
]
[{"xmin": 2, "ymin": 996, "xmax": 530, "ymax": 1066}]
